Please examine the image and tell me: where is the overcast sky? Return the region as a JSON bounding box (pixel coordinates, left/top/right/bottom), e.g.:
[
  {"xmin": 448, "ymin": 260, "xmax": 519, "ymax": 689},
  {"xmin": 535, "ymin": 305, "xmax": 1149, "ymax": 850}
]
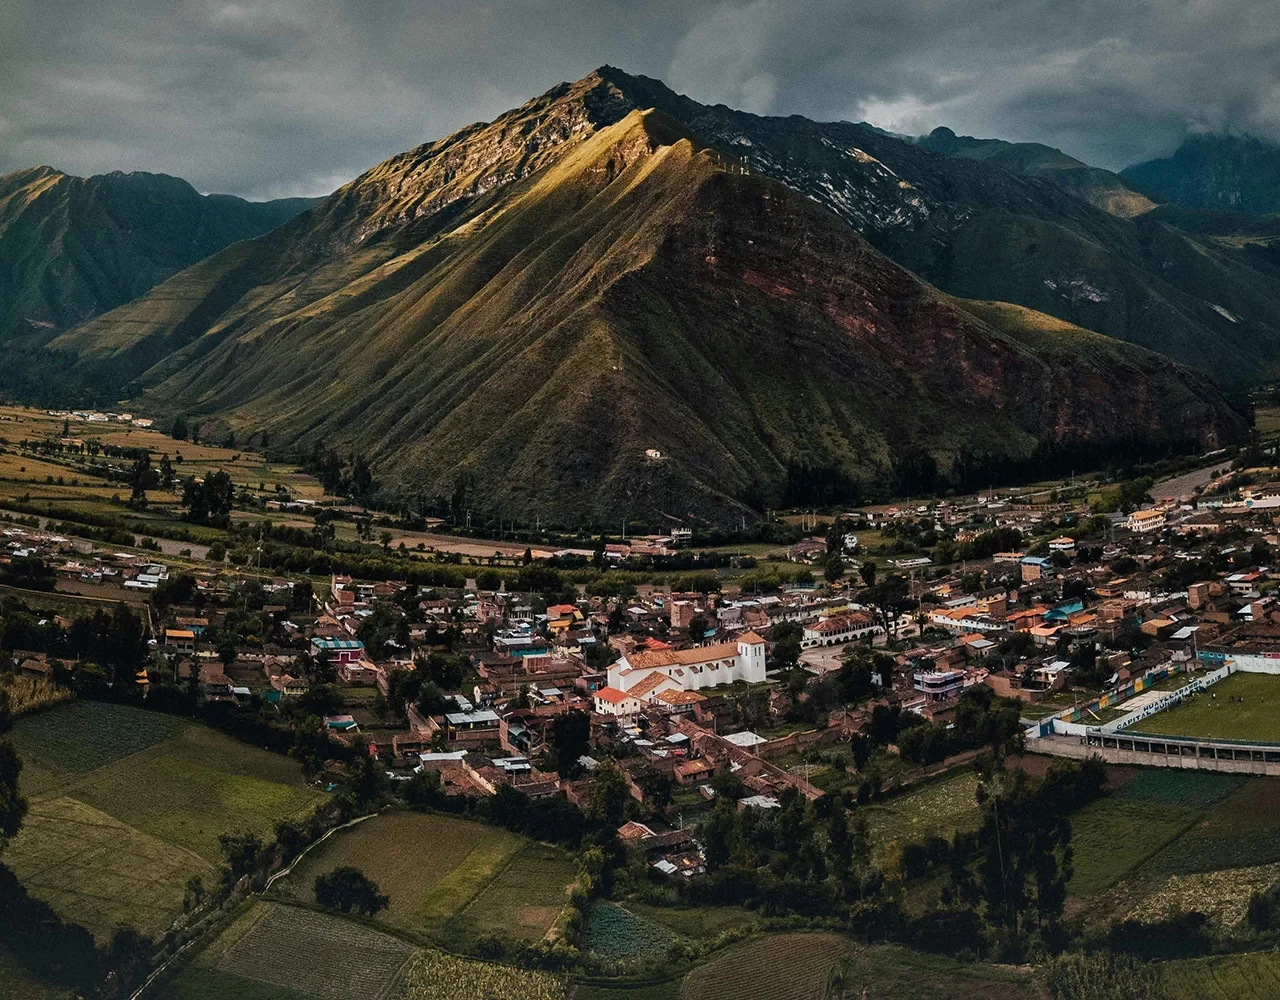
[{"xmin": 3, "ymin": 0, "xmax": 1279, "ymax": 200}]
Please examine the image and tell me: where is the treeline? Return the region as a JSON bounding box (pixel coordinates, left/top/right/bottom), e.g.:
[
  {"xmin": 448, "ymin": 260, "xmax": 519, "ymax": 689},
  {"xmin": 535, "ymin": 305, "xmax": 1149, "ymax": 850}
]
[
  {"xmin": 0, "ymin": 601, "xmax": 146, "ymax": 684},
  {"xmin": 680, "ymin": 755, "xmax": 1107, "ymax": 962},
  {"xmin": 302, "ymin": 446, "xmax": 375, "ymax": 500}
]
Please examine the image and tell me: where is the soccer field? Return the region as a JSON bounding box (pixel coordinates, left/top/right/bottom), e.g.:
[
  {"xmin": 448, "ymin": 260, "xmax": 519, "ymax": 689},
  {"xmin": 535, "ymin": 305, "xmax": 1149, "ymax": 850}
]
[{"xmin": 1127, "ymin": 672, "xmax": 1280, "ymax": 743}]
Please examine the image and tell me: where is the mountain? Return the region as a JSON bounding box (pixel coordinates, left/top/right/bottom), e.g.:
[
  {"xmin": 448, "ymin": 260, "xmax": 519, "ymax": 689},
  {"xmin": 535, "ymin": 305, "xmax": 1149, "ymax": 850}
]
[
  {"xmin": 0, "ymin": 165, "xmax": 318, "ymax": 343},
  {"xmin": 46, "ymin": 75, "xmax": 1244, "ymax": 526},
  {"xmin": 556, "ymin": 70, "xmax": 1280, "ymax": 383},
  {"xmin": 916, "ymin": 127, "xmax": 1155, "ymax": 218},
  {"xmin": 1122, "ymin": 134, "xmax": 1280, "ymax": 214}
]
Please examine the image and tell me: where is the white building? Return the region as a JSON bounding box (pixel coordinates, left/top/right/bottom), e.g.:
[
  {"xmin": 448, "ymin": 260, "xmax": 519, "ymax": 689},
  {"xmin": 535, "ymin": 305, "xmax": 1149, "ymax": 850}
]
[
  {"xmin": 607, "ymin": 632, "xmax": 767, "ymax": 696},
  {"xmin": 593, "ymin": 686, "xmax": 644, "ymax": 718},
  {"xmin": 1128, "ymin": 509, "xmax": 1166, "ymax": 533},
  {"xmin": 801, "ymin": 611, "xmax": 883, "ymax": 648}
]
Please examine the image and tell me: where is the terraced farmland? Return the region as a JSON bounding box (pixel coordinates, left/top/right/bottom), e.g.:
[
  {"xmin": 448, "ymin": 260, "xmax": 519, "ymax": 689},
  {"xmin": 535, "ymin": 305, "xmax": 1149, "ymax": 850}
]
[
  {"xmin": 1164, "ymin": 950, "xmax": 1280, "ymax": 999},
  {"xmin": 679, "ymin": 933, "xmax": 853, "ymax": 1000},
  {"xmin": 211, "ymin": 904, "xmax": 416, "ymax": 1000},
  {"xmin": 5, "ymin": 701, "xmax": 324, "ymax": 939}
]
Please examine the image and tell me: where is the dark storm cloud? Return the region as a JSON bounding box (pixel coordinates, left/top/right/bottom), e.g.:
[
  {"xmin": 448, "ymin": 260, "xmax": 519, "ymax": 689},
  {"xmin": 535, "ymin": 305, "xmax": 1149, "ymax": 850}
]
[{"xmin": 3, "ymin": 0, "xmax": 1279, "ymax": 198}]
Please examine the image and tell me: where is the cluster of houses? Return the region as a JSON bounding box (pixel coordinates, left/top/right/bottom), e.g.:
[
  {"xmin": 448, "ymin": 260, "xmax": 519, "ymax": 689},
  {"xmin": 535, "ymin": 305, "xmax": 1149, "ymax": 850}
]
[
  {"xmin": 47, "ymin": 408, "xmax": 153, "ymax": 428},
  {"xmin": 0, "ymin": 522, "xmax": 176, "ymax": 592}
]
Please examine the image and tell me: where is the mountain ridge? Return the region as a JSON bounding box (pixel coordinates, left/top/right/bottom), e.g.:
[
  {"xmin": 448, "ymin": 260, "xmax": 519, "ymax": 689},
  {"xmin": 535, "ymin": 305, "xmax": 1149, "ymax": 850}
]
[
  {"xmin": 44, "ymin": 92, "xmax": 1244, "ymax": 525},
  {"xmin": 916, "ymin": 126, "xmax": 1156, "ymax": 218}
]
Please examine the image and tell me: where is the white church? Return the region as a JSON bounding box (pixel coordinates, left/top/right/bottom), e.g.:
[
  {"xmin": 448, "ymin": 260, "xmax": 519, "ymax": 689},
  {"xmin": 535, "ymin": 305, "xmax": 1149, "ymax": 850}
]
[{"xmin": 601, "ymin": 631, "xmax": 767, "ymax": 710}]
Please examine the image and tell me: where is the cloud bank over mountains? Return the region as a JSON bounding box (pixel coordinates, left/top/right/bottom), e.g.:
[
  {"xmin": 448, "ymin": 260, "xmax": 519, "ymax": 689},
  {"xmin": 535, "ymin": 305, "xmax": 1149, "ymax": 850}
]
[{"xmin": 4, "ymin": 0, "xmax": 1278, "ymax": 198}]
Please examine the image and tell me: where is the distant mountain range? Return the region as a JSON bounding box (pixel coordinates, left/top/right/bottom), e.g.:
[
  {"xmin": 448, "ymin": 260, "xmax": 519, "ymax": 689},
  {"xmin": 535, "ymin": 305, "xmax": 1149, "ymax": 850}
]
[
  {"xmin": 20, "ymin": 68, "xmax": 1245, "ymax": 526},
  {"xmin": 1123, "ymin": 134, "xmax": 1280, "ymax": 214},
  {"xmin": 916, "ymin": 127, "xmax": 1156, "ymax": 218},
  {"xmin": 0, "ymin": 166, "xmax": 317, "ymax": 344}
]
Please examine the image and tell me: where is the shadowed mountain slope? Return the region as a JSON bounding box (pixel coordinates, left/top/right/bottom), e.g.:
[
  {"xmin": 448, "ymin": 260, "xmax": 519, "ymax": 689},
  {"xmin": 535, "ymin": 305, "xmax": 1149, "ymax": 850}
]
[
  {"xmin": 916, "ymin": 127, "xmax": 1155, "ymax": 218},
  {"xmin": 0, "ymin": 166, "xmax": 317, "ymax": 344},
  {"xmin": 1123, "ymin": 134, "xmax": 1280, "ymax": 214}
]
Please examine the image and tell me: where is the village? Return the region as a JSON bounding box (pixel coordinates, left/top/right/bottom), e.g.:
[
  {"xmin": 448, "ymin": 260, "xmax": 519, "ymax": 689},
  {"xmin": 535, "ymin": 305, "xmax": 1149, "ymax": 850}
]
[
  {"xmin": 7, "ymin": 403, "xmax": 1280, "ymax": 998},
  {"xmin": 7, "ymin": 432, "xmax": 1280, "ymax": 876}
]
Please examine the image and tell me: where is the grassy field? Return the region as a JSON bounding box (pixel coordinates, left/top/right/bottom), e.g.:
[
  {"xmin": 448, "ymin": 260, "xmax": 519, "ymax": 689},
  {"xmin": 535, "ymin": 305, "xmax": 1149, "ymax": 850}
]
[
  {"xmin": 274, "ymin": 811, "xmax": 572, "ymax": 947},
  {"xmin": 448, "ymin": 840, "xmax": 576, "ymax": 943},
  {"xmin": 829, "ymin": 943, "xmax": 1037, "ymax": 999},
  {"xmin": 275, "ymin": 813, "xmax": 512, "ymax": 926},
  {"xmin": 59, "ymin": 724, "xmax": 323, "ymax": 862},
  {"xmin": 1164, "ymin": 950, "xmax": 1280, "ymax": 999},
  {"xmin": 8, "ymin": 795, "xmax": 212, "ymax": 938},
  {"xmin": 679, "ymin": 933, "xmax": 853, "ymax": 1000},
  {"xmin": 5, "ymin": 701, "xmax": 324, "ymax": 939},
  {"xmin": 1127, "ymin": 672, "xmax": 1280, "ymax": 742},
  {"xmin": 625, "ymin": 902, "xmax": 757, "ymax": 940},
  {"xmin": 861, "ymin": 771, "xmax": 982, "ymax": 863}
]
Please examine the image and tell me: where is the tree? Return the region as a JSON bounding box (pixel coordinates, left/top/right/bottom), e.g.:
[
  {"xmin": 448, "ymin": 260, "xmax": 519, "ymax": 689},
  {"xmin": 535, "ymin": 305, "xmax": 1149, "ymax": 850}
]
[
  {"xmin": 171, "ymin": 414, "xmax": 188, "ymax": 441},
  {"xmin": 550, "ymin": 709, "xmax": 592, "ymax": 778},
  {"xmin": 0, "ymin": 693, "xmax": 27, "ymax": 855},
  {"xmin": 273, "ymin": 819, "xmax": 308, "ymax": 862},
  {"xmin": 638, "ymin": 771, "xmax": 674, "ymax": 812},
  {"xmin": 686, "ymin": 614, "xmax": 709, "ymax": 639},
  {"xmin": 348, "ymin": 752, "xmax": 388, "ymax": 808},
  {"xmin": 824, "ymin": 552, "xmax": 845, "ymax": 584},
  {"xmin": 975, "ymin": 769, "xmax": 1073, "ymax": 936},
  {"xmin": 129, "ymin": 453, "xmax": 151, "ymax": 509},
  {"xmin": 702, "ymin": 799, "xmax": 738, "ymax": 869},
  {"xmin": 314, "ymin": 866, "xmax": 389, "ymax": 916},
  {"xmin": 219, "ymin": 831, "xmax": 264, "ymax": 881},
  {"xmin": 859, "ymin": 561, "xmax": 878, "ymax": 586},
  {"xmin": 159, "ymin": 453, "xmax": 175, "ymax": 490},
  {"xmin": 183, "ymin": 874, "xmax": 205, "ymax": 912},
  {"xmin": 181, "ymin": 470, "xmax": 235, "ymax": 525},
  {"xmin": 291, "ymin": 715, "xmax": 330, "ymax": 779},
  {"xmin": 586, "ymin": 759, "xmax": 629, "ymax": 829}
]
